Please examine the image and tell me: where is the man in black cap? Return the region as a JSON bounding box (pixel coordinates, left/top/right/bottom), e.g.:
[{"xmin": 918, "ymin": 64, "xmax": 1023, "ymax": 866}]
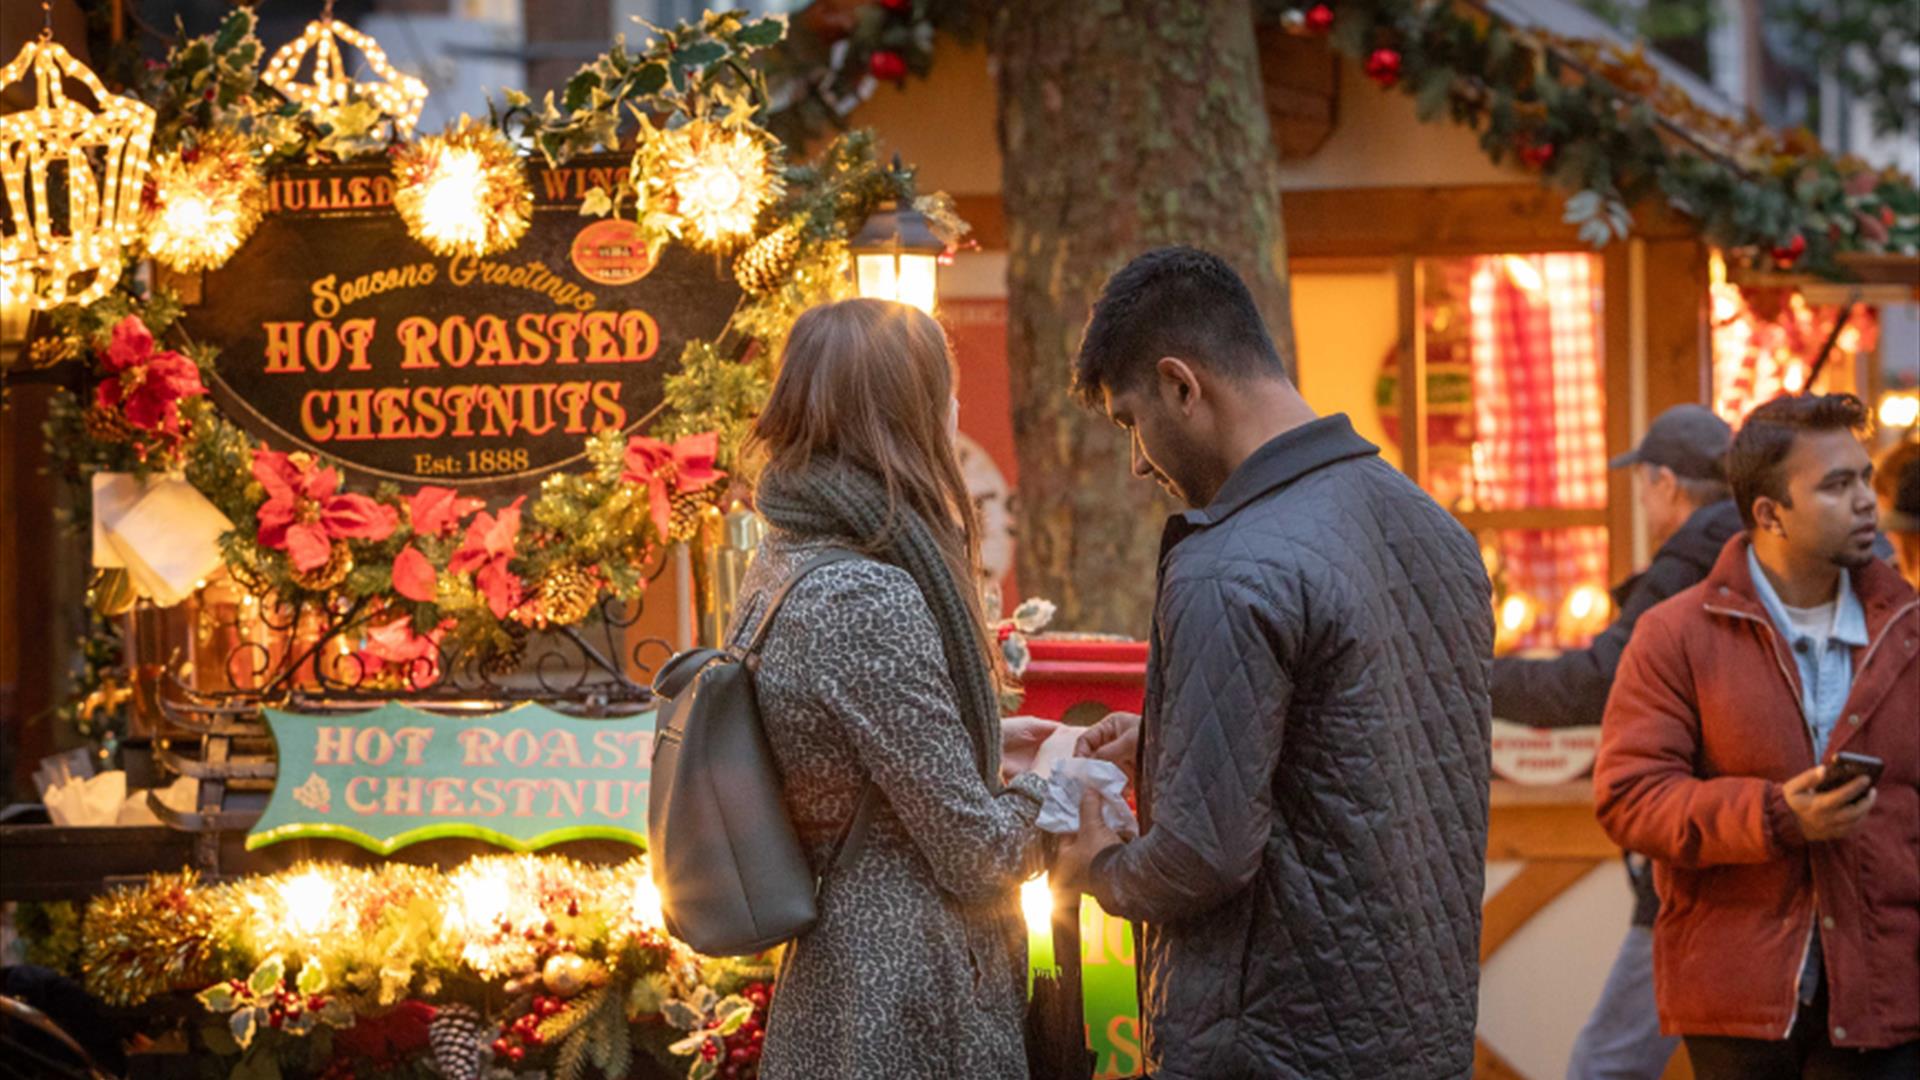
[{"xmin": 1490, "ymin": 404, "xmax": 1740, "ymax": 1080}]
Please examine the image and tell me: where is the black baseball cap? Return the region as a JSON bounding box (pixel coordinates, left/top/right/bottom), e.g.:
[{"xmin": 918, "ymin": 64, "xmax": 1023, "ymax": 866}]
[{"xmin": 1610, "ymin": 404, "xmax": 1732, "ymax": 481}]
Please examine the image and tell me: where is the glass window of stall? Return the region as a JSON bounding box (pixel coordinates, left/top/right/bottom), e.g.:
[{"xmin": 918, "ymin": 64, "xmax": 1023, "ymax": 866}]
[{"xmin": 1291, "ymin": 252, "xmax": 1614, "ymax": 656}]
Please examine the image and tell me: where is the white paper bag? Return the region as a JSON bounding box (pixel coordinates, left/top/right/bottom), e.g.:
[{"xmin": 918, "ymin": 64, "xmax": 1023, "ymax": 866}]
[{"xmin": 102, "ymin": 476, "xmax": 234, "ymax": 607}]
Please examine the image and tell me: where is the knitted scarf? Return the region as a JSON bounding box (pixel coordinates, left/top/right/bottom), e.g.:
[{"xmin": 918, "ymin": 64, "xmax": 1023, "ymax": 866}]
[{"xmin": 755, "ymin": 462, "xmax": 1001, "ymax": 788}]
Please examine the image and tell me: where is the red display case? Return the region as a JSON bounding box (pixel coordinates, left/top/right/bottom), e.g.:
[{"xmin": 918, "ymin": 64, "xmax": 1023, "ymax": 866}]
[{"xmin": 1017, "ymin": 638, "xmax": 1150, "ymax": 723}]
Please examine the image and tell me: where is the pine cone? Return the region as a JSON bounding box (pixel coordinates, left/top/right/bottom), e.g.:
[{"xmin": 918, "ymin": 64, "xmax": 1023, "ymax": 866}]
[
  {"xmin": 427, "ymin": 1004, "xmax": 490, "ymax": 1080},
  {"xmin": 290, "ymin": 540, "xmax": 353, "ymax": 592},
  {"xmin": 480, "ymin": 623, "xmax": 528, "ymax": 680},
  {"xmin": 528, "ymin": 564, "xmax": 599, "ymax": 629},
  {"xmin": 733, "ymin": 223, "xmax": 800, "ymax": 293},
  {"xmin": 668, "ymin": 487, "xmax": 720, "ymax": 544},
  {"xmin": 84, "ymin": 404, "xmax": 137, "ymax": 445}
]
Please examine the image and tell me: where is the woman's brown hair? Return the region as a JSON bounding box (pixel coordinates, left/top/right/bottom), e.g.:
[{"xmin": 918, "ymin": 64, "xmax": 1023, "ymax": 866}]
[{"xmin": 747, "ymin": 298, "xmax": 997, "ymax": 673}]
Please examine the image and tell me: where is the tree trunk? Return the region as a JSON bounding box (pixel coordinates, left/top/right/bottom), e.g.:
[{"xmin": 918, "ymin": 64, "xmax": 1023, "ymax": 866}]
[{"xmin": 991, "ymin": 0, "xmax": 1296, "ymax": 636}]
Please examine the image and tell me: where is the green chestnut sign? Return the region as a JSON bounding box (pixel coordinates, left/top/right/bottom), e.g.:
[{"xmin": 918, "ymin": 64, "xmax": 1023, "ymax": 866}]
[{"xmin": 249, "ymin": 702, "xmax": 655, "ymax": 854}]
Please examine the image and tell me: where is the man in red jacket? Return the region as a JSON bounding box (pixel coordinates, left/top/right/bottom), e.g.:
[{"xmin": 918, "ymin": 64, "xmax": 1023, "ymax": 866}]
[{"xmin": 1595, "ymin": 393, "xmax": 1918, "ymax": 1080}]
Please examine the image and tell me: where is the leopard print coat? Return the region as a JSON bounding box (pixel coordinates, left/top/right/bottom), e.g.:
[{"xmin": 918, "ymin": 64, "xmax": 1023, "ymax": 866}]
[{"xmin": 726, "ymin": 531, "xmax": 1048, "ymax": 1080}]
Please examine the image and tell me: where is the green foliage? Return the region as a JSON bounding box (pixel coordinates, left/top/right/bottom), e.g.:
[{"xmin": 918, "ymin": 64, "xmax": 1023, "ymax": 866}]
[{"xmin": 1774, "ymin": 0, "xmax": 1919, "ymax": 137}]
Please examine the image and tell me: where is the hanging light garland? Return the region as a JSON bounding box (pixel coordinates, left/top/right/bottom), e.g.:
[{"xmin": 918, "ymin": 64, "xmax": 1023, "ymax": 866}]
[
  {"xmin": 261, "ymin": 10, "xmax": 428, "ymax": 137},
  {"xmin": 142, "ymin": 129, "xmax": 267, "ymax": 272},
  {"xmin": 662, "ymin": 122, "xmax": 780, "ymax": 252},
  {"xmin": 391, "ymin": 117, "xmax": 532, "ymax": 258},
  {"xmin": 0, "ymin": 21, "xmax": 156, "ymax": 311}
]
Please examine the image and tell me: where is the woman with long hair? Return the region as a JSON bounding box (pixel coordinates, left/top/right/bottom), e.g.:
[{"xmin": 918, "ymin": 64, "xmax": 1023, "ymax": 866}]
[{"xmin": 731, "ymin": 298, "xmax": 1050, "ymax": 1078}]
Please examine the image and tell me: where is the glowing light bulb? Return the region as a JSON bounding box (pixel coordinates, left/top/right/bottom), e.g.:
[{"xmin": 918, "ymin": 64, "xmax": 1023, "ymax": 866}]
[
  {"xmin": 629, "ymin": 871, "xmax": 664, "ymax": 929},
  {"xmin": 419, "ymin": 148, "xmax": 488, "ymax": 251},
  {"xmin": 455, "ymin": 864, "xmax": 510, "ymax": 934},
  {"xmin": 1877, "ymin": 391, "xmax": 1919, "ymax": 429},
  {"xmin": 1499, "ymin": 594, "xmax": 1535, "ymax": 634},
  {"xmin": 279, "ymin": 868, "xmax": 336, "ymax": 938},
  {"xmin": 1020, "ymin": 875, "xmax": 1053, "ymax": 939}
]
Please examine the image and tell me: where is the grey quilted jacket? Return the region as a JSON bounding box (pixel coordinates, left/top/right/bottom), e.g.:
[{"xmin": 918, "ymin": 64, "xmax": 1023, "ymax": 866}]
[{"xmin": 1087, "ymin": 415, "xmax": 1493, "ymax": 1080}]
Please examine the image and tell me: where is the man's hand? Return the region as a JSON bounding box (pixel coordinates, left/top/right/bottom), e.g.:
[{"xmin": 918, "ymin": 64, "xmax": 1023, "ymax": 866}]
[
  {"xmin": 1001, "ymin": 716, "xmax": 1062, "ymax": 780},
  {"xmin": 1783, "ymin": 765, "xmax": 1877, "ymax": 842},
  {"xmin": 1074, "ymin": 711, "xmax": 1141, "ymax": 788},
  {"xmin": 1054, "ymin": 785, "xmax": 1123, "ymax": 893}
]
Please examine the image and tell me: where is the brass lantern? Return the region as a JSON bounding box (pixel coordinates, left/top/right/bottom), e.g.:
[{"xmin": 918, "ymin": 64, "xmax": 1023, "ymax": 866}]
[
  {"xmin": 0, "ymin": 34, "xmax": 156, "ymax": 312},
  {"xmin": 850, "ymin": 200, "xmax": 942, "ymax": 314}
]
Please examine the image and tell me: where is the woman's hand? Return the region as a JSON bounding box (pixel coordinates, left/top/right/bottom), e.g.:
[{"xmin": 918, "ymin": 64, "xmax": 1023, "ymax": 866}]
[{"xmin": 1001, "ymin": 715, "xmax": 1062, "ymax": 780}]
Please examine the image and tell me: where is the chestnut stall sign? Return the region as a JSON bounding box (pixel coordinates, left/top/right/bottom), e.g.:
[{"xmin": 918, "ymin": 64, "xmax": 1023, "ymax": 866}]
[{"xmin": 175, "ymin": 156, "xmax": 740, "ymax": 498}]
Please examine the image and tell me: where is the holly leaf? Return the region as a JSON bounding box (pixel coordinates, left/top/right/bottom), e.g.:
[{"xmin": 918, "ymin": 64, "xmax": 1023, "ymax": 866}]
[
  {"xmin": 230, "ymin": 1006, "xmax": 261, "ymax": 1050},
  {"xmin": 674, "ymin": 42, "xmax": 728, "ymax": 71},
  {"xmin": 565, "ymin": 69, "xmax": 603, "ymax": 113},
  {"xmin": 196, "ymin": 983, "xmax": 238, "ymax": 1014},
  {"xmin": 295, "ymin": 963, "xmax": 328, "ymax": 996},
  {"xmin": 248, "ymin": 956, "xmax": 285, "ymax": 998},
  {"xmin": 736, "ymin": 17, "xmax": 786, "ymax": 48},
  {"xmin": 661, "ymin": 998, "xmax": 703, "ymax": 1031},
  {"xmin": 633, "ymin": 62, "xmax": 669, "ymax": 96},
  {"xmin": 668, "ymin": 1031, "xmax": 713, "ymax": 1057},
  {"xmin": 503, "ymin": 87, "xmax": 531, "ymax": 109},
  {"xmin": 713, "ymin": 995, "xmax": 752, "ymax": 1035}
]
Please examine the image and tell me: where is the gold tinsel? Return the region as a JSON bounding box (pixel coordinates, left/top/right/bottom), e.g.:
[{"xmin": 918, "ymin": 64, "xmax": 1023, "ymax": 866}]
[
  {"xmin": 81, "ymin": 871, "xmax": 220, "ymax": 1007},
  {"xmin": 224, "ymin": 557, "xmax": 276, "ymax": 600},
  {"xmin": 291, "ymin": 539, "xmax": 353, "ymax": 592},
  {"xmin": 732, "ymin": 222, "xmax": 800, "ymax": 293},
  {"xmin": 661, "ymin": 122, "xmax": 781, "ymax": 252},
  {"xmin": 391, "ymin": 117, "xmax": 532, "ymax": 258},
  {"xmin": 525, "ymin": 564, "xmax": 599, "ymax": 629},
  {"xmin": 143, "ymin": 129, "xmax": 268, "ymax": 273}
]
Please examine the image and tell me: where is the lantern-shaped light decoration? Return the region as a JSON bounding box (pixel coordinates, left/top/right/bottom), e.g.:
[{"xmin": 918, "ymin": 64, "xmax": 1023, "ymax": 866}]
[
  {"xmin": 262, "ymin": 16, "xmax": 427, "ymax": 136},
  {"xmin": 0, "ymin": 36, "xmax": 156, "ymax": 311},
  {"xmin": 850, "ymin": 200, "xmax": 942, "ymax": 314}
]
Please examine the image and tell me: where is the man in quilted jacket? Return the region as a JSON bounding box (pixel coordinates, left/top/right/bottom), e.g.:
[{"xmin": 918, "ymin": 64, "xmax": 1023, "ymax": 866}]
[
  {"xmin": 1054, "ymin": 246, "xmax": 1495, "ymax": 1079},
  {"xmin": 1595, "ymin": 393, "xmax": 1919, "ymax": 1079}
]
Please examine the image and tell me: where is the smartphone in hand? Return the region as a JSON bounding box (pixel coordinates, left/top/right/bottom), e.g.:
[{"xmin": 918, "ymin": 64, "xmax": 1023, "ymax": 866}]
[{"xmin": 1815, "ymin": 751, "xmax": 1885, "ymax": 800}]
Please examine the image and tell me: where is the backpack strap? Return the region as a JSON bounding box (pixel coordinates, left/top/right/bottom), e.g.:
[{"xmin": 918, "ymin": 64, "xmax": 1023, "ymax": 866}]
[
  {"xmin": 741, "ymin": 550, "xmax": 861, "ymax": 659},
  {"xmin": 738, "ymin": 549, "xmax": 880, "ymax": 882}
]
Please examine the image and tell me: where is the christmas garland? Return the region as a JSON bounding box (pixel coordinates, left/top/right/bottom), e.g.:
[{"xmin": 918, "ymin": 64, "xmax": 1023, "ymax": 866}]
[
  {"xmin": 35, "ymin": 8, "xmax": 970, "ymax": 679},
  {"xmin": 29, "ymin": 855, "xmax": 774, "ymax": 1080},
  {"xmin": 774, "ymin": 0, "xmax": 1916, "ymax": 276}
]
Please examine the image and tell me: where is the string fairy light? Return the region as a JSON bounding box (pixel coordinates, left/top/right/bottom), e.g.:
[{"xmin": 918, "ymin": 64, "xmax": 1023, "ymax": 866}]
[
  {"xmin": 261, "ymin": 5, "xmax": 428, "ymax": 136},
  {"xmin": 0, "ymin": 7, "xmax": 156, "ymax": 311}
]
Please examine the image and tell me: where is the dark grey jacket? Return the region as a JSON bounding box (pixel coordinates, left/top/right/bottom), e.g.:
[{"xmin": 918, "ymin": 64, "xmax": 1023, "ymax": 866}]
[{"xmin": 1088, "ymin": 415, "xmax": 1494, "ymax": 1080}]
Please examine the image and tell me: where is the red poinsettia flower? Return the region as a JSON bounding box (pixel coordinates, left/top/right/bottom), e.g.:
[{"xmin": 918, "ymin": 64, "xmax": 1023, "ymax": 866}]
[
  {"xmin": 392, "ymin": 545, "xmax": 439, "ymax": 602},
  {"xmin": 357, "ymin": 616, "xmax": 451, "ymax": 689},
  {"xmin": 449, "ymin": 497, "xmax": 526, "ymax": 619},
  {"xmin": 332, "ymin": 999, "xmax": 437, "ymax": 1061},
  {"xmin": 252, "ymin": 449, "xmax": 399, "ymax": 572},
  {"xmin": 94, "ymin": 315, "xmax": 206, "ymax": 438},
  {"xmin": 622, "ymin": 432, "xmax": 722, "ymax": 539},
  {"xmin": 407, "ymin": 484, "xmax": 486, "ymax": 539}
]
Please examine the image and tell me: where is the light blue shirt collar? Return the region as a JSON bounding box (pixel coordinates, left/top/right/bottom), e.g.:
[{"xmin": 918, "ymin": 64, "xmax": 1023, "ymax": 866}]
[{"xmin": 1745, "ymin": 547, "xmax": 1869, "ymax": 649}]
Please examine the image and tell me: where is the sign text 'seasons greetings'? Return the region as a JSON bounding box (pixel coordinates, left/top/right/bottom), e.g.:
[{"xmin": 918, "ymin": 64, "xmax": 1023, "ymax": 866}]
[
  {"xmin": 177, "ymin": 154, "xmax": 741, "ymax": 498},
  {"xmin": 250, "ymin": 703, "xmax": 656, "ymax": 855}
]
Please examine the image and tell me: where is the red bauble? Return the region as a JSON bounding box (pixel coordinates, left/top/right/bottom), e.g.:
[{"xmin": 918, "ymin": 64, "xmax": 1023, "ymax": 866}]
[
  {"xmin": 1305, "ymin": 4, "xmax": 1335, "ymax": 33},
  {"xmin": 1364, "ymin": 48, "xmax": 1402, "ymax": 86},
  {"xmin": 1771, "ymin": 232, "xmax": 1807, "ymax": 267},
  {"xmin": 869, "ymin": 50, "xmax": 908, "ymax": 81},
  {"xmin": 1520, "ymin": 141, "xmax": 1555, "ymax": 169}
]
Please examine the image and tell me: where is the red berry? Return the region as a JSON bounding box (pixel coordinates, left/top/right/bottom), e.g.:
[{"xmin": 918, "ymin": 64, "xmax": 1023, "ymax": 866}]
[
  {"xmin": 543, "ymin": 919, "xmax": 557, "ymax": 935},
  {"xmin": 881, "ymin": 0, "xmax": 912, "ymax": 11},
  {"xmin": 493, "ymin": 1038, "xmax": 512, "ymax": 1057},
  {"xmin": 868, "ymin": 50, "xmax": 908, "ymax": 82},
  {"xmin": 1881, "ymin": 206, "xmax": 1896, "ymax": 226},
  {"xmin": 525, "ymin": 1030, "xmax": 545, "ymax": 1048},
  {"xmin": 567, "ymin": 899, "xmax": 580, "ymax": 917},
  {"xmin": 507, "ymin": 1046, "xmax": 525, "ymax": 1062},
  {"xmin": 701, "ymin": 1041, "xmax": 721, "ymax": 1061},
  {"xmin": 1305, "ymin": 4, "xmax": 1334, "ymax": 33},
  {"xmin": 1520, "ymin": 141, "xmax": 1555, "ymax": 168},
  {"xmin": 731, "ymin": 1047, "xmax": 754, "ymax": 1064},
  {"xmin": 1364, "ymin": 48, "xmax": 1402, "ymax": 87},
  {"xmin": 1771, "ymin": 232, "xmax": 1807, "ymax": 267}
]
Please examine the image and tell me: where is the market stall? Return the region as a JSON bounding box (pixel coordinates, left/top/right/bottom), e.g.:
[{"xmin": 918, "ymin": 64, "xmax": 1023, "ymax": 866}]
[{"xmin": 0, "ymin": 8, "xmax": 973, "ymax": 1078}]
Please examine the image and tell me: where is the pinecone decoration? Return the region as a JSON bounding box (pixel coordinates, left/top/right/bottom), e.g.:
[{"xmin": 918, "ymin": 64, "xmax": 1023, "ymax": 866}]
[
  {"xmin": 427, "ymin": 1003, "xmax": 490, "ymax": 1080},
  {"xmin": 733, "ymin": 223, "xmax": 800, "ymax": 293},
  {"xmin": 84, "ymin": 404, "xmax": 137, "ymax": 445},
  {"xmin": 528, "ymin": 564, "xmax": 600, "ymax": 629},
  {"xmin": 668, "ymin": 487, "xmax": 720, "ymax": 543},
  {"xmin": 290, "ymin": 539, "xmax": 353, "ymax": 592},
  {"xmin": 480, "ymin": 623, "xmax": 528, "ymax": 680}
]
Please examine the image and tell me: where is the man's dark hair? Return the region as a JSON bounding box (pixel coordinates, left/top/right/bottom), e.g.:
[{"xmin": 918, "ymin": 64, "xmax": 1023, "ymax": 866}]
[
  {"xmin": 1074, "ymin": 246, "xmax": 1287, "ymax": 407},
  {"xmin": 1726, "ymin": 393, "xmax": 1870, "ymax": 530}
]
